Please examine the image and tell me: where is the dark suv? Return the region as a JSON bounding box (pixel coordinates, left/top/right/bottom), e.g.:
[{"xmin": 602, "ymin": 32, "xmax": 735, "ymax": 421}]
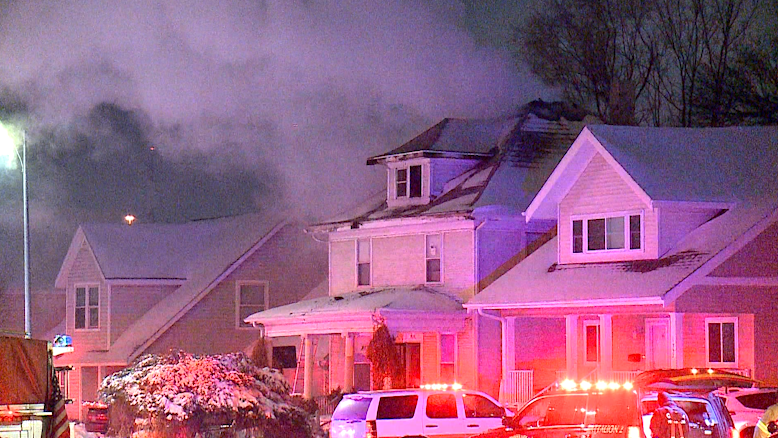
[{"xmin": 472, "ymin": 380, "xmax": 735, "ymax": 438}]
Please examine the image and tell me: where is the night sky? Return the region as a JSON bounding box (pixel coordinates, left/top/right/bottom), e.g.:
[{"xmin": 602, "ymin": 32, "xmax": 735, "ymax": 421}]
[{"xmin": 0, "ymin": 1, "xmax": 552, "ymax": 291}]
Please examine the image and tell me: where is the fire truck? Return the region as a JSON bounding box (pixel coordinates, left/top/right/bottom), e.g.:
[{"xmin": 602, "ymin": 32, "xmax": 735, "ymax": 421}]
[{"xmin": 0, "ymin": 335, "xmax": 62, "ymax": 438}]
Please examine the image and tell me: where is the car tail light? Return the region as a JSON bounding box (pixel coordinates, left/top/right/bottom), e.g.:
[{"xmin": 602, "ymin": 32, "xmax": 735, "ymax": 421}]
[{"xmin": 365, "ymin": 420, "xmax": 377, "ymax": 438}]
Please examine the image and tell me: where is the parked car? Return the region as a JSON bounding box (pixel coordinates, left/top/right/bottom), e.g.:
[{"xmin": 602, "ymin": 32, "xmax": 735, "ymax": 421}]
[
  {"xmin": 713, "ymin": 387, "xmax": 778, "ymax": 438},
  {"xmin": 634, "ymin": 368, "xmax": 758, "ymax": 389},
  {"xmin": 641, "ymin": 390, "xmax": 736, "ymax": 438},
  {"xmin": 328, "ymin": 385, "xmax": 507, "ymax": 438}
]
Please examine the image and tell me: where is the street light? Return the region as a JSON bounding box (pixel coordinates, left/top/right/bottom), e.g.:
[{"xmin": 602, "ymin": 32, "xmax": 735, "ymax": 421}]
[{"xmin": 0, "ymin": 122, "xmax": 31, "ymax": 338}]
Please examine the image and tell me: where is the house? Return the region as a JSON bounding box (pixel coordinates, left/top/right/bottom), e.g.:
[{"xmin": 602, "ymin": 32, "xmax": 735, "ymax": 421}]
[
  {"xmin": 245, "ymin": 100, "xmax": 597, "ymax": 401},
  {"xmin": 52, "ymin": 213, "xmax": 327, "ymax": 421},
  {"xmin": 465, "ymin": 125, "xmax": 778, "ymax": 407}
]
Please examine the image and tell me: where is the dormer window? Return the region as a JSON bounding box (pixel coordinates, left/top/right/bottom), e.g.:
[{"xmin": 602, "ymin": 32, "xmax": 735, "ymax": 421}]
[
  {"xmin": 396, "ymin": 165, "xmax": 422, "ymax": 198},
  {"xmin": 572, "ymin": 213, "xmax": 642, "ymax": 254}
]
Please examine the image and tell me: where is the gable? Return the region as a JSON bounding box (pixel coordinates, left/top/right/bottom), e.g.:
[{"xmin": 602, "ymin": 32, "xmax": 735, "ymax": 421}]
[{"xmin": 558, "ymin": 152, "xmax": 656, "ymax": 263}]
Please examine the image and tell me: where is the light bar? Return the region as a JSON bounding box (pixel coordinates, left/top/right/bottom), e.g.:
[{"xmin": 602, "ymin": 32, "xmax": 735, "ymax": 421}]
[
  {"xmin": 559, "ymin": 379, "xmax": 634, "ymax": 391},
  {"xmin": 421, "ymin": 383, "xmax": 463, "ymax": 391}
]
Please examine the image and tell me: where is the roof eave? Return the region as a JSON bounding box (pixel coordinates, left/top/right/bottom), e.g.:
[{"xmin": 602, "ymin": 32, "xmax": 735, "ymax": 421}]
[{"xmin": 366, "ymin": 150, "xmax": 495, "ymax": 165}]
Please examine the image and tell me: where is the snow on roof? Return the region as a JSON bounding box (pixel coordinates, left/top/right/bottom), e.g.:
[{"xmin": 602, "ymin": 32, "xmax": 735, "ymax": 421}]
[
  {"xmin": 246, "ymin": 285, "xmax": 464, "ymax": 322},
  {"xmin": 467, "ymin": 200, "xmax": 778, "ymax": 308},
  {"xmin": 311, "ymin": 102, "xmax": 590, "ymax": 231},
  {"xmin": 66, "ymin": 213, "xmax": 288, "ymax": 363},
  {"xmin": 588, "ymin": 125, "xmax": 778, "ymax": 203}
]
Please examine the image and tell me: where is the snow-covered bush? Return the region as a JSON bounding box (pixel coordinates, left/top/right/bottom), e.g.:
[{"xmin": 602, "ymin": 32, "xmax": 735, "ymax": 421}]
[{"xmin": 98, "ymin": 351, "xmax": 322, "ymax": 438}]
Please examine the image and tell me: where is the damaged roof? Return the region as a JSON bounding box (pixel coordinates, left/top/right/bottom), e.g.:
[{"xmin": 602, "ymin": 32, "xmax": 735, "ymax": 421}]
[{"xmin": 312, "ymin": 100, "xmax": 595, "ymax": 231}]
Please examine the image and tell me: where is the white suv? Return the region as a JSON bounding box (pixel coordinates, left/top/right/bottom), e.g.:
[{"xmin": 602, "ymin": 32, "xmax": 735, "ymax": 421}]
[
  {"xmin": 329, "ymin": 386, "xmax": 507, "ymax": 438},
  {"xmin": 713, "ymin": 387, "xmax": 778, "ymax": 438}
]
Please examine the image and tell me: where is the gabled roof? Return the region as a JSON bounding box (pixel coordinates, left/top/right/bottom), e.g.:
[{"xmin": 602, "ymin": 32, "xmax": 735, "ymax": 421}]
[
  {"xmin": 467, "ymin": 195, "xmax": 778, "ymax": 309},
  {"xmin": 310, "ymin": 101, "xmax": 596, "ymax": 232},
  {"xmin": 244, "ymin": 285, "xmax": 467, "ymax": 337},
  {"xmin": 55, "ymin": 213, "xmax": 289, "ymax": 363},
  {"xmin": 527, "ymin": 125, "xmax": 778, "ymax": 221}
]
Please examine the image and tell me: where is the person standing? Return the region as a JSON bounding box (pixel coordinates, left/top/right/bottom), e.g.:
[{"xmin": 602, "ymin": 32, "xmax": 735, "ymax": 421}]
[
  {"xmin": 754, "ymin": 398, "xmax": 778, "ymax": 438},
  {"xmin": 651, "ymin": 392, "xmax": 690, "ymax": 438}
]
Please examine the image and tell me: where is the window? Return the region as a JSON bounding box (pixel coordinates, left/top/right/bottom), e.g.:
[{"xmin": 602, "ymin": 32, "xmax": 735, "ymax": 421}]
[
  {"xmin": 707, "ymin": 318, "xmax": 737, "ymax": 365},
  {"xmin": 572, "ymin": 213, "xmax": 642, "ymax": 254},
  {"xmin": 357, "ymin": 239, "xmax": 371, "ymax": 286},
  {"xmin": 426, "ymin": 234, "xmax": 441, "ymax": 283},
  {"xmin": 272, "ymin": 346, "xmax": 297, "ymax": 369},
  {"xmin": 377, "ymin": 395, "xmax": 418, "ymax": 419},
  {"xmin": 426, "ymin": 393, "xmax": 458, "ymax": 419},
  {"xmin": 237, "ymin": 281, "xmax": 268, "ymax": 328},
  {"xmin": 584, "ymin": 321, "xmax": 600, "ymax": 363},
  {"xmin": 440, "ymin": 334, "xmax": 455, "ymax": 382},
  {"xmin": 463, "ymin": 393, "xmax": 503, "ymax": 418},
  {"xmin": 75, "ymin": 285, "xmax": 99, "ymax": 329},
  {"xmin": 395, "ymin": 165, "xmax": 422, "ymax": 199}
]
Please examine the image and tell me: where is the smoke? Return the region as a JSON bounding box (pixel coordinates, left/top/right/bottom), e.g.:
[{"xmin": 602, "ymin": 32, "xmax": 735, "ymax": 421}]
[{"xmin": 0, "ymin": 0, "xmax": 549, "ymax": 288}]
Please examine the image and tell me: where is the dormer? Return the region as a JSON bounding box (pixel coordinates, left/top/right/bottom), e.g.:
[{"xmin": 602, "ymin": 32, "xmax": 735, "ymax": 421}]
[
  {"xmin": 525, "ymin": 125, "xmax": 739, "ymax": 265},
  {"xmin": 367, "ymin": 118, "xmax": 506, "ymax": 209}
]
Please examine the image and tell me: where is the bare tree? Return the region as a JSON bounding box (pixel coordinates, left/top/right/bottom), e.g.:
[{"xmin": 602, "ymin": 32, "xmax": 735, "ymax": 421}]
[
  {"xmin": 517, "ymin": 0, "xmax": 656, "ymax": 125},
  {"xmin": 517, "ymin": 0, "xmax": 767, "ymax": 126}
]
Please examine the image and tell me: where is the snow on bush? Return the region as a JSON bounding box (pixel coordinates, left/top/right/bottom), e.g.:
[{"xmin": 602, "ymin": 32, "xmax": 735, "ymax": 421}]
[{"xmin": 98, "ymin": 351, "xmax": 322, "ymax": 438}]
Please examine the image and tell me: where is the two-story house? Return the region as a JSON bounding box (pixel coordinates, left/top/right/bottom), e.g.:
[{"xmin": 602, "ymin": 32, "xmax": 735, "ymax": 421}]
[
  {"xmin": 53, "ymin": 213, "xmax": 327, "ymax": 421},
  {"xmin": 466, "ymin": 125, "xmax": 778, "ymax": 409},
  {"xmin": 246, "ymin": 100, "xmax": 597, "ymax": 401}
]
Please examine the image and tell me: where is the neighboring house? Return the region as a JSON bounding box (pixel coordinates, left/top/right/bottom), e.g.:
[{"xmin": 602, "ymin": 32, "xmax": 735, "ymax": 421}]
[
  {"xmin": 53, "ymin": 213, "xmax": 327, "ymax": 421},
  {"xmin": 245, "ymin": 100, "xmax": 597, "ymax": 401},
  {"xmin": 466, "ymin": 125, "xmax": 778, "ymax": 406}
]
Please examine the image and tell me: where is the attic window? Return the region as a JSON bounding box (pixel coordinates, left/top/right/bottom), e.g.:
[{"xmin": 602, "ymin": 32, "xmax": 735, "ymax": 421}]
[
  {"xmin": 572, "ymin": 213, "xmax": 642, "ymax": 254},
  {"xmin": 396, "ymin": 165, "xmax": 422, "ymax": 198}
]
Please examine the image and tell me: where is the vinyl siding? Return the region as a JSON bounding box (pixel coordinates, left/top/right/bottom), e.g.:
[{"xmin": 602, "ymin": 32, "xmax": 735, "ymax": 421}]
[
  {"xmin": 372, "ymin": 234, "xmax": 424, "ymax": 285},
  {"xmin": 330, "ymin": 240, "xmax": 356, "ymax": 295},
  {"xmin": 657, "ymin": 206, "xmax": 723, "ymax": 256},
  {"xmin": 682, "ymin": 313, "xmax": 754, "ymax": 371},
  {"xmin": 514, "ymin": 317, "xmax": 566, "ymax": 389},
  {"xmin": 611, "ymin": 314, "xmax": 647, "ymax": 372},
  {"xmin": 442, "ymin": 230, "xmax": 475, "ymax": 298},
  {"xmin": 457, "ymin": 317, "xmax": 476, "ymax": 392},
  {"xmin": 708, "ymin": 222, "xmax": 778, "ymax": 277},
  {"xmin": 477, "ymin": 314, "xmax": 502, "ymax": 398},
  {"xmin": 429, "ymin": 158, "xmax": 480, "ymax": 197},
  {"xmin": 110, "ymin": 285, "xmax": 175, "ymax": 344},
  {"xmin": 66, "ymin": 242, "xmax": 108, "ymax": 354},
  {"xmin": 559, "ymin": 153, "xmax": 657, "ymax": 263}
]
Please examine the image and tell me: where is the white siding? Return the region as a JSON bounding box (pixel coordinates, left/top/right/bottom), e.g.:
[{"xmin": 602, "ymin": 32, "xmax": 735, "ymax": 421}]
[{"xmin": 559, "ymin": 153, "xmax": 657, "ymax": 263}]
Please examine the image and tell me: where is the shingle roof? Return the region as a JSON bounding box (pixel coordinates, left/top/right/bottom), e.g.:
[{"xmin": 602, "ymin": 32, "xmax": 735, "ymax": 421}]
[
  {"xmin": 311, "ymin": 101, "xmax": 595, "ymax": 231},
  {"xmin": 588, "ymin": 125, "xmax": 778, "ymax": 203}
]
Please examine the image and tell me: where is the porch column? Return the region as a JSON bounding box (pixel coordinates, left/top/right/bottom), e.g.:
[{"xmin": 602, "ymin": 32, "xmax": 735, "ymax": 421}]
[
  {"xmin": 670, "ymin": 313, "xmax": 684, "ymax": 368},
  {"xmin": 303, "ymin": 335, "xmax": 314, "ymax": 399},
  {"xmin": 599, "ymin": 314, "xmax": 613, "ymax": 378},
  {"xmin": 504, "ymin": 317, "xmax": 516, "ymax": 375},
  {"xmin": 565, "ymin": 315, "xmax": 578, "ymax": 379},
  {"xmin": 343, "ymin": 333, "xmax": 355, "ymax": 392}
]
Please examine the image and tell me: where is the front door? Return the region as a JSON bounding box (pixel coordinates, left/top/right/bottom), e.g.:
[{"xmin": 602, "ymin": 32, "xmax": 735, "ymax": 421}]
[
  {"xmin": 646, "ymin": 319, "xmax": 670, "ymax": 370},
  {"xmin": 396, "ymin": 343, "xmax": 421, "ymax": 388}
]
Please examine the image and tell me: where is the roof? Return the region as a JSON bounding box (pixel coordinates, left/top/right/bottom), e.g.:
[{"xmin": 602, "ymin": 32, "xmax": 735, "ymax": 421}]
[
  {"xmin": 466, "ymin": 201, "xmax": 778, "ymax": 309},
  {"xmin": 312, "ymin": 101, "xmax": 595, "ymax": 231},
  {"xmin": 527, "ymin": 125, "xmax": 778, "ymax": 221},
  {"xmin": 245, "ymin": 285, "xmax": 467, "ymax": 336},
  {"xmin": 55, "ymin": 213, "xmax": 290, "ymax": 363}
]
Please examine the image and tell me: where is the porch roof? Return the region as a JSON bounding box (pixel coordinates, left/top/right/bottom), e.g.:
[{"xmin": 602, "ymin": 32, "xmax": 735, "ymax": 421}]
[
  {"xmin": 245, "ymin": 285, "xmax": 467, "ymax": 336},
  {"xmin": 467, "ymin": 201, "xmax": 778, "ymax": 309}
]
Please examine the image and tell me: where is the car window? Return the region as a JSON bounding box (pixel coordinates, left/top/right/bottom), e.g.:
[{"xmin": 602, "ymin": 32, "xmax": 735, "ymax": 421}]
[
  {"xmin": 426, "ymin": 393, "xmax": 458, "ymax": 419},
  {"xmin": 332, "ymin": 396, "xmax": 372, "ymax": 420},
  {"xmin": 377, "ymin": 395, "xmax": 418, "ymax": 420},
  {"xmin": 463, "ymin": 394, "xmax": 503, "ymax": 418},
  {"xmin": 737, "ymin": 392, "xmax": 778, "ymax": 410}
]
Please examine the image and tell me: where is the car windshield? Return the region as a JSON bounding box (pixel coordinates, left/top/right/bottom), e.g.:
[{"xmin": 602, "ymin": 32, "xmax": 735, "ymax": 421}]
[
  {"xmin": 513, "ymin": 392, "xmax": 640, "ymax": 428},
  {"xmin": 332, "ymin": 396, "xmax": 372, "ymax": 421}
]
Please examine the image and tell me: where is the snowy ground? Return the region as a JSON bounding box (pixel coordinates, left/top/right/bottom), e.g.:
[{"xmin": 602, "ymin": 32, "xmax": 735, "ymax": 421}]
[{"xmin": 71, "ymin": 422, "xmax": 102, "ymax": 438}]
